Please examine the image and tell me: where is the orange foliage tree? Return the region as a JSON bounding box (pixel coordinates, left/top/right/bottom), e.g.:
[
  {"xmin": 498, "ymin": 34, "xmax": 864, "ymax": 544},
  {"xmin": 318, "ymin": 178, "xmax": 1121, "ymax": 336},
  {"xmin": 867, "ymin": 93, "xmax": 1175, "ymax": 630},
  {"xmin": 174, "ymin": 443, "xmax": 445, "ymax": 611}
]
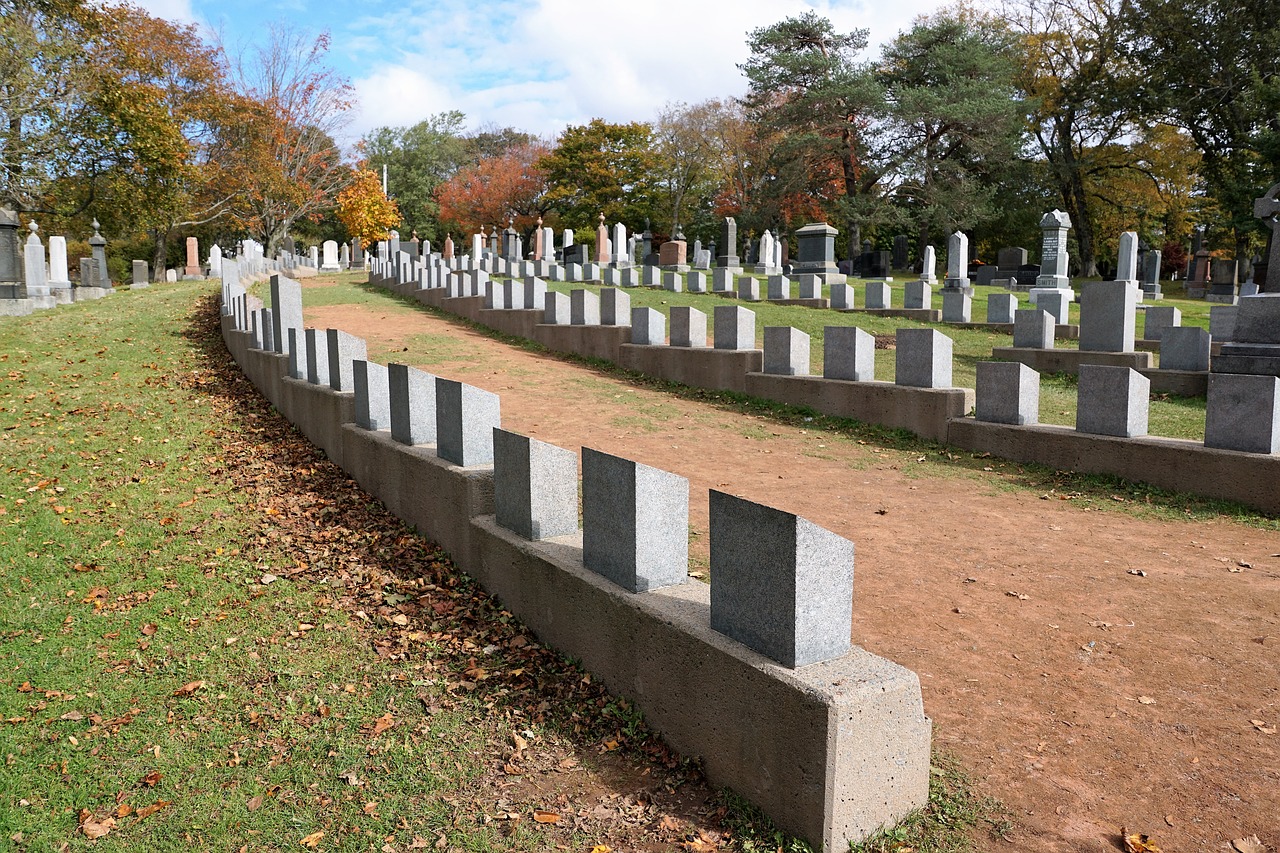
[
  {"xmin": 336, "ymin": 168, "xmax": 401, "ymax": 246},
  {"xmin": 435, "ymin": 142, "xmax": 551, "ymax": 235}
]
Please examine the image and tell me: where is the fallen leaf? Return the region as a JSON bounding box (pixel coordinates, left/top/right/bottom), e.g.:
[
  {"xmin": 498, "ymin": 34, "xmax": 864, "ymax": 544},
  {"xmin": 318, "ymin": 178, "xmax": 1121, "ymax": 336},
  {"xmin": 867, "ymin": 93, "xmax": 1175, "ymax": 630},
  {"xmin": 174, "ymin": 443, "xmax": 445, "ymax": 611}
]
[
  {"xmin": 173, "ymin": 680, "xmax": 205, "ymax": 697},
  {"xmin": 135, "ymin": 800, "xmax": 170, "ymax": 820},
  {"xmin": 246, "ymin": 795, "xmax": 264, "ymax": 812},
  {"xmin": 590, "ymin": 846, "xmax": 612, "ymax": 853},
  {"xmin": 532, "ymin": 810, "xmax": 560, "ymax": 824},
  {"xmin": 78, "ymin": 810, "xmax": 116, "ymax": 839},
  {"xmin": 139, "ymin": 770, "xmax": 162, "ymax": 787},
  {"xmin": 1122, "ymin": 827, "xmax": 1162, "ymax": 852},
  {"xmin": 338, "ymin": 770, "xmax": 361, "ymax": 786},
  {"xmin": 372, "ymin": 712, "xmax": 394, "ymax": 736},
  {"xmin": 141, "ymin": 623, "xmax": 157, "ymax": 636},
  {"xmin": 115, "ymin": 803, "xmax": 133, "ymax": 818},
  {"xmin": 300, "ymin": 830, "xmax": 325, "ymax": 847},
  {"xmin": 1232, "ymin": 835, "xmax": 1266, "ymax": 853},
  {"xmin": 362, "ymin": 801, "xmax": 378, "ymax": 815},
  {"xmin": 260, "ymin": 573, "xmax": 279, "ymax": 585}
]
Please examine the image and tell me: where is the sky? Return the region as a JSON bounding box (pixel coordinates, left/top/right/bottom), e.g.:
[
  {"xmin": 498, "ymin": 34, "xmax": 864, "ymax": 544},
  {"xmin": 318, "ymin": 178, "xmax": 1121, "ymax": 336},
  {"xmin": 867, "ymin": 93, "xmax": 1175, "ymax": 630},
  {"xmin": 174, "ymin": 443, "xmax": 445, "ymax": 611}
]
[{"xmin": 133, "ymin": 0, "xmax": 950, "ymax": 146}]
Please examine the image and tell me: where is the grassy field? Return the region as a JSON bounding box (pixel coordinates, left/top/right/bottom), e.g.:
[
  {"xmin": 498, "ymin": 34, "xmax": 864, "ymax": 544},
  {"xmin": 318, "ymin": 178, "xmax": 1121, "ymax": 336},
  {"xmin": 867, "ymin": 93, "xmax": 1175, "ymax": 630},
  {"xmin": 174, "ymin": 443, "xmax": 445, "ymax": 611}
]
[{"xmin": 0, "ymin": 280, "xmax": 815, "ymax": 852}]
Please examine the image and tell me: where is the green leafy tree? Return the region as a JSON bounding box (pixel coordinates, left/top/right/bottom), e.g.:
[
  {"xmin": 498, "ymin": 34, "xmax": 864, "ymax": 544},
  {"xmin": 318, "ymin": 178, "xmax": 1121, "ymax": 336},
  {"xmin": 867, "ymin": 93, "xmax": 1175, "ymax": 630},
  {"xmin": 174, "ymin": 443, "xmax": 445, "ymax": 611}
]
[
  {"xmin": 362, "ymin": 112, "xmax": 469, "ymax": 240},
  {"xmin": 739, "ymin": 12, "xmax": 889, "ymax": 256},
  {"xmin": 1120, "ymin": 0, "xmax": 1280, "ymax": 274},
  {"xmin": 538, "ymin": 118, "xmax": 661, "ymax": 232},
  {"xmin": 878, "ymin": 9, "xmax": 1030, "ymax": 260}
]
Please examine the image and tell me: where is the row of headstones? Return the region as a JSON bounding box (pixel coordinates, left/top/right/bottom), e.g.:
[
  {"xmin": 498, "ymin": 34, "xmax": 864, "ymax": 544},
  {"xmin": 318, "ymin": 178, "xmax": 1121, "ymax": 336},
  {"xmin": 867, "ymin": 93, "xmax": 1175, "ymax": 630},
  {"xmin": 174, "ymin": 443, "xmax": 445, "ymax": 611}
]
[
  {"xmin": 227, "ymin": 294, "xmax": 856, "ymax": 670},
  {"xmin": 976, "ymin": 361, "xmax": 1280, "ymax": 453},
  {"xmin": 11, "ymin": 219, "xmax": 111, "ymax": 295}
]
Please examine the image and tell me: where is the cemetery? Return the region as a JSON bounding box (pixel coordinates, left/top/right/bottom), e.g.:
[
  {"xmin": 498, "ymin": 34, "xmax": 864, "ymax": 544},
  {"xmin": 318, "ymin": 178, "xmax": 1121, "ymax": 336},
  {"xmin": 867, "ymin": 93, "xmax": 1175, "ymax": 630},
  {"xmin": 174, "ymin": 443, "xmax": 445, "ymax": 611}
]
[{"xmin": 5, "ymin": 0, "xmax": 1280, "ymax": 850}]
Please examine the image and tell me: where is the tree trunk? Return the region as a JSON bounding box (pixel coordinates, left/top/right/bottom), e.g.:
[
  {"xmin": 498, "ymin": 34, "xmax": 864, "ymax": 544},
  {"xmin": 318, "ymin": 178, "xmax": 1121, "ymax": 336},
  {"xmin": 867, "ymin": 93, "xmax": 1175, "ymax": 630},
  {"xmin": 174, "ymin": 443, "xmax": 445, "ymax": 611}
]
[{"xmin": 150, "ymin": 229, "xmax": 168, "ymax": 281}]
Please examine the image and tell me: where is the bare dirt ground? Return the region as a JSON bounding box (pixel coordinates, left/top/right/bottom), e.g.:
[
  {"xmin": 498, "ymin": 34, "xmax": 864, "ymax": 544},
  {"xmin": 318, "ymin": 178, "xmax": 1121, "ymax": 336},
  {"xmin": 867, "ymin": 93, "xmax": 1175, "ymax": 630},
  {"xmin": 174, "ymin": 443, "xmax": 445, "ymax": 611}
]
[{"xmin": 303, "ymin": 279, "xmax": 1280, "ymax": 853}]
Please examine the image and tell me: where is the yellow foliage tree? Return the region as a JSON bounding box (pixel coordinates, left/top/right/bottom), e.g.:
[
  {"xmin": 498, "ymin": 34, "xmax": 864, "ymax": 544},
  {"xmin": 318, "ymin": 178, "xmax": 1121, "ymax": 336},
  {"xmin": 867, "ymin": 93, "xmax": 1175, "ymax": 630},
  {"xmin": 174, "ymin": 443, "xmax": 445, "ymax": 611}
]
[{"xmin": 336, "ymin": 169, "xmax": 401, "ymax": 246}]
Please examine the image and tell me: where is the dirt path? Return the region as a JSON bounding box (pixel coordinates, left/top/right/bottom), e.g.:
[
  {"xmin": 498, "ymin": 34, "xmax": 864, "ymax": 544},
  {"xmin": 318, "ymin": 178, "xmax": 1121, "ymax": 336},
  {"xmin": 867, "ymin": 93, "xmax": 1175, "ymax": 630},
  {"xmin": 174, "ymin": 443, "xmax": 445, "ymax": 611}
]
[{"xmin": 305, "ymin": 283, "xmax": 1280, "ymax": 852}]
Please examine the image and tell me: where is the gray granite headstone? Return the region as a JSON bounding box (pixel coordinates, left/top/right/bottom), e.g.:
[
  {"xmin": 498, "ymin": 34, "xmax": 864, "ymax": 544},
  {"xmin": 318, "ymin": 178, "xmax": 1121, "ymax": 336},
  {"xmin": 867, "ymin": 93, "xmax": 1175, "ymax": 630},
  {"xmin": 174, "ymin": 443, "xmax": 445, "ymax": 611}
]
[
  {"xmin": 1159, "ymin": 327, "xmax": 1211, "ymax": 372},
  {"xmin": 388, "ymin": 363, "xmax": 437, "ymax": 445},
  {"xmin": 1076, "ymin": 365, "xmax": 1149, "ymax": 437},
  {"xmin": 829, "ymin": 283, "xmax": 855, "ymax": 309},
  {"xmin": 493, "ymin": 428, "xmax": 580, "ymax": 539},
  {"xmin": 1209, "ymin": 305, "xmax": 1238, "ymax": 342},
  {"xmin": 1142, "ymin": 306, "xmax": 1181, "ymax": 341},
  {"xmin": 304, "ymin": 329, "xmax": 330, "ymax": 386},
  {"xmin": 1204, "ymin": 373, "xmax": 1280, "ymax": 453},
  {"xmin": 1013, "ymin": 309, "xmax": 1055, "ymax": 349},
  {"xmin": 713, "ymin": 305, "xmax": 755, "ymax": 350},
  {"xmin": 435, "ymin": 378, "xmax": 501, "ymax": 466},
  {"xmin": 570, "ymin": 289, "xmax": 600, "ymax": 325},
  {"xmin": 523, "ymin": 277, "xmax": 548, "ymax": 309},
  {"xmin": 737, "ymin": 276, "xmax": 761, "ymax": 302},
  {"xmin": 903, "ymin": 281, "xmax": 931, "ymax": 310},
  {"xmin": 763, "ymin": 327, "xmax": 810, "ymax": 375},
  {"xmin": 941, "ymin": 290, "xmax": 972, "ymax": 323},
  {"xmin": 353, "ymin": 360, "xmax": 391, "ymax": 430},
  {"xmin": 1034, "ymin": 290, "xmax": 1070, "ymax": 325},
  {"xmin": 767, "ymin": 275, "xmax": 791, "ymax": 300},
  {"xmin": 976, "ymin": 361, "xmax": 1039, "ymax": 425},
  {"xmin": 796, "ymin": 274, "xmax": 821, "ymax": 299},
  {"xmin": 131, "ymin": 260, "xmax": 149, "ymax": 288},
  {"xmin": 895, "ymin": 328, "xmax": 952, "ymax": 388},
  {"xmin": 1079, "ymin": 280, "xmax": 1137, "ymax": 352},
  {"xmin": 686, "ymin": 270, "xmax": 707, "ymax": 293},
  {"xmin": 823, "ymin": 326, "xmax": 875, "ymax": 381},
  {"xmin": 600, "ymin": 287, "xmax": 630, "ymax": 326},
  {"xmin": 581, "ymin": 447, "xmax": 688, "ymax": 593},
  {"xmin": 630, "ymin": 307, "xmax": 666, "ymax": 345},
  {"xmin": 269, "ymin": 274, "xmax": 303, "ymax": 356},
  {"xmin": 544, "ymin": 291, "xmax": 571, "ymax": 325},
  {"xmin": 662, "ymin": 271, "xmax": 684, "ymax": 293},
  {"xmin": 708, "ymin": 489, "xmax": 853, "ymax": 669},
  {"xmin": 711, "ymin": 267, "xmax": 734, "ymax": 292},
  {"xmin": 864, "ymin": 281, "xmax": 891, "ymax": 309},
  {"xmin": 325, "ymin": 329, "xmax": 367, "ymax": 392},
  {"xmin": 287, "ymin": 329, "xmax": 305, "ymax": 379},
  {"xmin": 987, "ymin": 293, "xmax": 1017, "ymax": 324},
  {"xmin": 669, "ymin": 306, "xmax": 707, "ymax": 347}
]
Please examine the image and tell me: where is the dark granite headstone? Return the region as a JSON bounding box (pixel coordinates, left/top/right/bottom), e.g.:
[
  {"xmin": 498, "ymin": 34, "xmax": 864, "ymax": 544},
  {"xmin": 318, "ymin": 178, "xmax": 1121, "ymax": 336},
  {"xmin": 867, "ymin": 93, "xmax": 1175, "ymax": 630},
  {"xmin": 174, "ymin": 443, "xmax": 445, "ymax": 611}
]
[
  {"xmin": 1015, "ymin": 264, "xmax": 1041, "ymax": 288},
  {"xmin": 892, "ymin": 234, "xmax": 909, "ymax": 271},
  {"xmin": 0, "ymin": 209, "xmax": 26, "ymax": 299}
]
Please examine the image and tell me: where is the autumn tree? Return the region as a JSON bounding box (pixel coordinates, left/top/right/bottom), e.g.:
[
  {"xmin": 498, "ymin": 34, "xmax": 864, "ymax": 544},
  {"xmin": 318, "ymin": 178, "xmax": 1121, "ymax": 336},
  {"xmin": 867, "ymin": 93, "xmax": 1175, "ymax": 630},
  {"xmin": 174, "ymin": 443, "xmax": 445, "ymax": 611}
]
[
  {"xmin": 435, "ymin": 141, "xmax": 550, "ymax": 236},
  {"xmin": 362, "ymin": 112, "xmax": 470, "ymax": 239},
  {"xmin": 538, "ymin": 119, "xmax": 661, "ymax": 232},
  {"xmin": 224, "ymin": 25, "xmax": 353, "ymax": 255},
  {"xmin": 86, "ymin": 5, "xmax": 239, "ymax": 274},
  {"xmin": 1002, "ymin": 0, "xmax": 1141, "ymax": 276},
  {"xmin": 337, "ymin": 168, "xmax": 400, "ymax": 246},
  {"xmin": 653, "ymin": 101, "xmax": 723, "ymax": 236}
]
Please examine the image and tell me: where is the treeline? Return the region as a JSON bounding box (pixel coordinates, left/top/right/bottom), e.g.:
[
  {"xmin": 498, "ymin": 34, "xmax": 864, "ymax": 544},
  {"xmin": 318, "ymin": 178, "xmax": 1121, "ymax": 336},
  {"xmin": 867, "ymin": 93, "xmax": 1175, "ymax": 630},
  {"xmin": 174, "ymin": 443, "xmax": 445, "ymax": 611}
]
[
  {"xmin": 4, "ymin": 0, "xmax": 1277, "ymax": 281},
  {"xmin": 1, "ymin": 0, "xmax": 351, "ymax": 277},
  {"xmin": 374, "ymin": 0, "xmax": 1279, "ymax": 279}
]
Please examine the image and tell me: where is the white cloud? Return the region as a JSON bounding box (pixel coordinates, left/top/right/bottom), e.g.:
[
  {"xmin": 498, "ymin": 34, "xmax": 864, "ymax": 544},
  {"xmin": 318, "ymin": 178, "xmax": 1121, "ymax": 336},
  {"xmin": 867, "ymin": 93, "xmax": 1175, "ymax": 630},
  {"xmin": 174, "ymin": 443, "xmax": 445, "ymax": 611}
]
[{"xmin": 343, "ymin": 0, "xmax": 951, "ymax": 142}]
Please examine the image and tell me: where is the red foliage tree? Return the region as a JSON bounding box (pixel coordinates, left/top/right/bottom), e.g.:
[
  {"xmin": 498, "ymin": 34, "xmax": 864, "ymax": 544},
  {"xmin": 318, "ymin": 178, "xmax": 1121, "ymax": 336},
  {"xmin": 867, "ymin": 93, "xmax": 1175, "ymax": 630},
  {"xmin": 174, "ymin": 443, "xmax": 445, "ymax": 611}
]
[{"xmin": 435, "ymin": 142, "xmax": 551, "ymax": 235}]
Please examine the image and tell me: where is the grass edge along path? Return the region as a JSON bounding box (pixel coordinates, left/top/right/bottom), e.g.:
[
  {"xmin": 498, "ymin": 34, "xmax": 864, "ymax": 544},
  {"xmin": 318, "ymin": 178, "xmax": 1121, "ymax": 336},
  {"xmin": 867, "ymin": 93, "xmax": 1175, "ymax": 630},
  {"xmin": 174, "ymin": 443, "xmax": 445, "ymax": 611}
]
[{"xmin": 0, "ymin": 280, "xmax": 1005, "ymax": 851}]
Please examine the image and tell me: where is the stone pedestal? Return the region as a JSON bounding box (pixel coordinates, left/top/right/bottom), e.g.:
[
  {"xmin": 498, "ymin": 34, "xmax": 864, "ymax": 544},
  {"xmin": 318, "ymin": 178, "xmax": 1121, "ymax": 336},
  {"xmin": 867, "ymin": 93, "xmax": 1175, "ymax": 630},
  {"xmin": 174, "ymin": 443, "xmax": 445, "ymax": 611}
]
[{"xmin": 1213, "ymin": 294, "xmax": 1280, "ymax": 375}]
